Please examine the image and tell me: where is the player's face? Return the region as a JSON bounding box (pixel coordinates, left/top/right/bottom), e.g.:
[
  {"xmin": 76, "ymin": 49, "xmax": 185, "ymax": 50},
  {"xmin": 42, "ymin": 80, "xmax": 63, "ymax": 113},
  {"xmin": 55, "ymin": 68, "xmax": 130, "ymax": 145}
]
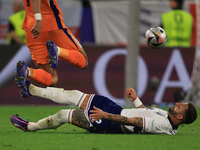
[
  {"xmin": 12, "ymin": 1, "xmax": 18, "ymax": 13},
  {"xmin": 169, "ymin": 103, "xmax": 188, "ymax": 115},
  {"xmin": 169, "ymin": 0, "xmax": 178, "ymax": 9}
]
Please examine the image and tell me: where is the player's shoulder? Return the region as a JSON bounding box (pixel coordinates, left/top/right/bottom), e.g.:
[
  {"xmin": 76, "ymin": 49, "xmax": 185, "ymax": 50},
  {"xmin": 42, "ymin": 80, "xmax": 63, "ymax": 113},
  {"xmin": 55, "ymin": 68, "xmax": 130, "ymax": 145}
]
[
  {"xmin": 145, "ymin": 107, "xmax": 166, "ymax": 111},
  {"xmin": 162, "ymin": 10, "xmax": 173, "ymax": 16},
  {"xmin": 147, "ymin": 107, "xmax": 168, "ymax": 117}
]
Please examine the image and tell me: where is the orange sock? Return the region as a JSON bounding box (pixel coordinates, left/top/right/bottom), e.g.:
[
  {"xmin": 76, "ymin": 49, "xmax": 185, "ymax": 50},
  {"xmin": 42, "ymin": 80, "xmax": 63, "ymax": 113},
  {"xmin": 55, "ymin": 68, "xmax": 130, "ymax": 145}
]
[
  {"xmin": 59, "ymin": 48, "xmax": 86, "ymax": 69},
  {"xmin": 28, "ymin": 68, "xmax": 52, "ymax": 86},
  {"xmin": 59, "ymin": 47, "xmax": 69, "ymax": 58}
]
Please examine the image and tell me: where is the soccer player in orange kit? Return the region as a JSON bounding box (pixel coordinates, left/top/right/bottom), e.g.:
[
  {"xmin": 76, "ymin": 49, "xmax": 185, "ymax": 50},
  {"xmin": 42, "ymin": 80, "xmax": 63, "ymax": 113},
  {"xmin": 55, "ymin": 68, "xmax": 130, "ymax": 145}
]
[{"xmin": 14, "ymin": 0, "xmax": 88, "ymax": 88}]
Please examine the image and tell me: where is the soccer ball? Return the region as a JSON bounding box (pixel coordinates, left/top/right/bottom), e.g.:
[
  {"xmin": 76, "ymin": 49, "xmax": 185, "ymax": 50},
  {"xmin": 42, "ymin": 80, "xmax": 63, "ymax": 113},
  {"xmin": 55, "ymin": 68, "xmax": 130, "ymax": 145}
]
[{"xmin": 145, "ymin": 27, "xmax": 167, "ymax": 49}]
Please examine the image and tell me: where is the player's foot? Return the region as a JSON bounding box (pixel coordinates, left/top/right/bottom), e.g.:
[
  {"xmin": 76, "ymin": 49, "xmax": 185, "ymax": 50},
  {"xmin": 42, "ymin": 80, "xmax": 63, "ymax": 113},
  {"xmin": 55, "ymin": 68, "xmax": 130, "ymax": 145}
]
[
  {"xmin": 14, "ymin": 60, "xmax": 29, "ymax": 88},
  {"xmin": 10, "ymin": 115, "xmax": 29, "ymax": 132},
  {"xmin": 46, "ymin": 40, "xmax": 58, "ymax": 68},
  {"xmin": 21, "ymin": 80, "xmax": 32, "ymax": 98}
]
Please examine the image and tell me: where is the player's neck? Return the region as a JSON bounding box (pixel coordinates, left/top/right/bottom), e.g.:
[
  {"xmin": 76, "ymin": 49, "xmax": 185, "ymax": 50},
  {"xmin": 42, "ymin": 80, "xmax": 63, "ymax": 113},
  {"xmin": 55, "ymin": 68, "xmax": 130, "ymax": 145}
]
[{"xmin": 168, "ymin": 113, "xmax": 180, "ymax": 127}]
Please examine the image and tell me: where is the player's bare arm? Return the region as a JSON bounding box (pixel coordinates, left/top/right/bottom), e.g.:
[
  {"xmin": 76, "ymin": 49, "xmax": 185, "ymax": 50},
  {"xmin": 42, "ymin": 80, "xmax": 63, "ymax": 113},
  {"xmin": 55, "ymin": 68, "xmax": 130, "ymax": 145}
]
[
  {"xmin": 31, "ymin": 0, "xmax": 42, "ymax": 38},
  {"xmin": 90, "ymin": 106, "xmax": 143, "ymax": 128},
  {"xmin": 125, "ymin": 88, "xmax": 145, "ymax": 108}
]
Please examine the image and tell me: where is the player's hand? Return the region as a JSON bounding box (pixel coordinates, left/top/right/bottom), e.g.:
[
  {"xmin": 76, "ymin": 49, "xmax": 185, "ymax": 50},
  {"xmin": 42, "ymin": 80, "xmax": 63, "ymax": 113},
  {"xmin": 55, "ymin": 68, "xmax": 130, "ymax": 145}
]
[
  {"xmin": 89, "ymin": 106, "xmax": 105, "ymax": 121},
  {"xmin": 125, "ymin": 88, "xmax": 137, "ymax": 102},
  {"xmin": 31, "ymin": 20, "xmax": 42, "ymax": 39}
]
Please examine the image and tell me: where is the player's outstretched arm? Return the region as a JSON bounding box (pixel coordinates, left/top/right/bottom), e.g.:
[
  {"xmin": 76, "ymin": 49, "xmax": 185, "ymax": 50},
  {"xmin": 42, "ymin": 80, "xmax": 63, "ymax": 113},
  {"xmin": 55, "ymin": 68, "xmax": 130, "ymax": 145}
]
[
  {"xmin": 89, "ymin": 106, "xmax": 143, "ymax": 128},
  {"xmin": 31, "ymin": 0, "xmax": 42, "ymax": 38},
  {"xmin": 125, "ymin": 88, "xmax": 145, "ymax": 108}
]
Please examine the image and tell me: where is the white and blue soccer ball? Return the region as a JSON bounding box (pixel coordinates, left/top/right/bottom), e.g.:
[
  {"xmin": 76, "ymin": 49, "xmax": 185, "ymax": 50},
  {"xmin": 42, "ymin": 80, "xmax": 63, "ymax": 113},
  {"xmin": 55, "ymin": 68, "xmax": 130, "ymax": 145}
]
[{"xmin": 145, "ymin": 27, "xmax": 167, "ymax": 49}]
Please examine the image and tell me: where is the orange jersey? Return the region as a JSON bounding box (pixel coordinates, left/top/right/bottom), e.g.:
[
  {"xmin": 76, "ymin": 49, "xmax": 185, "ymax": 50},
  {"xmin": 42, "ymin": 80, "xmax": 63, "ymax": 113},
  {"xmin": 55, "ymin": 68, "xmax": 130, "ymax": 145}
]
[{"xmin": 22, "ymin": 0, "xmax": 67, "ymax": 32}]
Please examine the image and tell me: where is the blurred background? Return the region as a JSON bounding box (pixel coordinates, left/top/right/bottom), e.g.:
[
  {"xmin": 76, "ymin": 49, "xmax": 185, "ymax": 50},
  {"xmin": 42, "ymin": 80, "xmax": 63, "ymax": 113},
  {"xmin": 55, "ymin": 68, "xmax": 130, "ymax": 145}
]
[{"xmin": 0, "ymin": 0, "xmax": 199, "ymax": 107}]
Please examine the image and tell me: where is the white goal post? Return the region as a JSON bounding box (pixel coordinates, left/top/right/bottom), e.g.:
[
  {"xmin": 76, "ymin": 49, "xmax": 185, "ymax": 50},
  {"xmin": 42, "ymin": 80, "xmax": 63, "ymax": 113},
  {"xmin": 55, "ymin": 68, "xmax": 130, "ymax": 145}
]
[{"xmin": 184, "ymin": 0, "xmax": 200, "ymax": 106}]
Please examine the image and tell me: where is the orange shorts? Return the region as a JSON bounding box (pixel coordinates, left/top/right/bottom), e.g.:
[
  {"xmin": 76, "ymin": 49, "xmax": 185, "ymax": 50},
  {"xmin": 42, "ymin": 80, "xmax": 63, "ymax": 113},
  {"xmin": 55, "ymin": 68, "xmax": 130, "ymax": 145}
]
[{"xmin": 25, "ymin": 28, "xmax": 82, "ymax": 66}]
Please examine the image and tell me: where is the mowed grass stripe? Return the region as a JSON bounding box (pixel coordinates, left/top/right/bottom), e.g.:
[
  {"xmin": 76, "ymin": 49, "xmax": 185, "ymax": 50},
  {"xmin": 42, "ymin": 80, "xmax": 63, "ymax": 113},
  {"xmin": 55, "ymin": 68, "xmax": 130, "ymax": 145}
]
[{"xmin": 0, "ymin": 106, "xmax": 200, "ymax": 150}]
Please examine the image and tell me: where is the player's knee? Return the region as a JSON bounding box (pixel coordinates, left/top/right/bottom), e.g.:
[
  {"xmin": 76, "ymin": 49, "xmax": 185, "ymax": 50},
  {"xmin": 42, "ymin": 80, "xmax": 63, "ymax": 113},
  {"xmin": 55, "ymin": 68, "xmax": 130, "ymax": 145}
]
[
  {"xmin": 51, "ymin": 111, "xmax": 65, "ymax": 128},
  {"xmin": 57, "ymin": 110, "xmax": 65, "ymax": 118},
  {"xmin": 79, "ymin": 48, "xmax": 88, "ymax": 69},
  {"xmin": 75, "ymin": 59, "xmax": 88, "ymax": 69},
  {"xmin": 83, "ymin": 59, "xmax": 88, "ymax": 69},
  {"xmin": 56, "ymin": 109, "xmax": 73, "ymax": 123}
]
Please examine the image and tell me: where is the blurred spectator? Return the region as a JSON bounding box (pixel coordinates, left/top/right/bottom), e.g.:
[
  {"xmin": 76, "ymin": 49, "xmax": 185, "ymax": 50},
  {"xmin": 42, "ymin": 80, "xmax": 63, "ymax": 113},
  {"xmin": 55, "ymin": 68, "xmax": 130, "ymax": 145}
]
[
  {"xmin": 7, "ymin": 0, "xmax": 26, "ymax": 45},
  {"xmin": 82, "ymin": 0, "xmax": 90, "ymax": 7},
  {"xmin": 160, "ymin": 0, "xmax": 193, "ymax": 47}
]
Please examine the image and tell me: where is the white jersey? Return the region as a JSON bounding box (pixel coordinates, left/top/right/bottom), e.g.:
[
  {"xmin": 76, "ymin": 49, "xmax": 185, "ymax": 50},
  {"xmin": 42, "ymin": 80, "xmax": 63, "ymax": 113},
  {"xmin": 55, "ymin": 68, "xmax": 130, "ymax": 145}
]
[{"xmin": 121, "ymin": 108, "xmax": 178, "ymax": 135}]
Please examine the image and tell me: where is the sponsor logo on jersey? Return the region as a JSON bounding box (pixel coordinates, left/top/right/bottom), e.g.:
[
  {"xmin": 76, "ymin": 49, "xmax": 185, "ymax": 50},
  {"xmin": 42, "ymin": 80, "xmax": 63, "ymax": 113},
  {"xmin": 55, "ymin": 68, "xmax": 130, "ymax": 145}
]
[{"xmin": 95, "ymin": 119, "xmax": 102, "ymax": 124}]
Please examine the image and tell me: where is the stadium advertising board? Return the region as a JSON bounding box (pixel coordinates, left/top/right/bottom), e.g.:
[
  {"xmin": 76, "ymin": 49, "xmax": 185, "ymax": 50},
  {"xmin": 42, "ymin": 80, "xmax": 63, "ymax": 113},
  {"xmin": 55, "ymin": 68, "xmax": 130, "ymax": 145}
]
[{"xmin": 0, "ymin": 45, "xmax": 194, "ymax": 106}]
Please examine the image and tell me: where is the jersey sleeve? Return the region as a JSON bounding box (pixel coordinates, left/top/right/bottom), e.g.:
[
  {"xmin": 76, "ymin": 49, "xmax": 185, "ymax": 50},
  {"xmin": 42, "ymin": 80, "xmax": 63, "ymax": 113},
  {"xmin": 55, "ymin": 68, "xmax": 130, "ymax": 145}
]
[{"xmin": 143, "ymin": 117, "xmax": 176, "ymax": 135}]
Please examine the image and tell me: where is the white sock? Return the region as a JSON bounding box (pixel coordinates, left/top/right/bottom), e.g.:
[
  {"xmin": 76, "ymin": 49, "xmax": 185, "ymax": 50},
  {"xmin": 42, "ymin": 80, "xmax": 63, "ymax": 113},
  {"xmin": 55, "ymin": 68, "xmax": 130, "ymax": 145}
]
[
  {"xmin": 27, "ymin": 67, "xmax": 31, "ymax": 76},
  {"xmin": 29, "ymin": 85, "xmax": 86, "ymax": 107},
  {"xmin": 57, "ymin": 46, "xmax": 61, "ymax": 56},
  {"xmin": 28, "ymin": 109, "xmax": 74, "ymax": 132}
]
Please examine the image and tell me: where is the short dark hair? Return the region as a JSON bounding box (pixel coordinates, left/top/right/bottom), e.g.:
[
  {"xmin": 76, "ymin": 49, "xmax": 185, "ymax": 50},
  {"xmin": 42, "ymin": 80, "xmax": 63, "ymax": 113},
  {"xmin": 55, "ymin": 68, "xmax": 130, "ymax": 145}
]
[
  {"xmin": 171, "ymin": 0, "xmax": 184, "ymax": 9},
  {"xmin": 183, "ymin": 103, "xmax": 197, "ymax": 124}
]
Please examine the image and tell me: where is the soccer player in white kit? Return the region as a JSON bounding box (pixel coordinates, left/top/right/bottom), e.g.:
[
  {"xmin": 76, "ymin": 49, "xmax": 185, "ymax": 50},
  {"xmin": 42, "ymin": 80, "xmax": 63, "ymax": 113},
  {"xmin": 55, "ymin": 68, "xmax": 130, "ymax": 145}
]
[{"xmin": 10, "ymin": 79, "xmax": 197, "ymax": 135}]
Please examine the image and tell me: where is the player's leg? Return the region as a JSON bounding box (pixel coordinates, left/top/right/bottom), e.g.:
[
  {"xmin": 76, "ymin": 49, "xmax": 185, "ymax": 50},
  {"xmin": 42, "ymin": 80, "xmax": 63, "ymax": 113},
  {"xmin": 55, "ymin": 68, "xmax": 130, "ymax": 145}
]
[
  {"xmin": 18, "ymin": 79, "xmax": 91, "ymax": 109},
  {"xmin": 48, "ymin": 29, "xmax": 88, "ymax": 69},
  {"xmin": 18, "ymin": 79, "xmax": 103, "ymax": 112},
  {"xmin": 30, "ymin": 84, "xmax": 89, "ymax": 107},
  {"xmin": 36, "ymin": 63, "xmax": 58, "ymax": 86},
  {"xmin": 15, "ymin": 60, "xmax": 53, "ymax": 87},
  {"xmin": 79, "ymin": 47, "xmax": 88, "ymax": 68},
  {"xmin": 10, "ymin": 109, "xmax": 89, "ymax": 132},
  {"xmin": 27, "ymin": 30, "xmax": 59, "ymax": 86},
  {"xmin": 27, "ymin": 109, "xmax": 75, "ymax": 131},
  {"xmin": 15, "ymin": 31, "xmax": 58, "ymax": 86},
  {"xmin": 71, "ymin": 109, "xmax": 90, "ymax": 130}
]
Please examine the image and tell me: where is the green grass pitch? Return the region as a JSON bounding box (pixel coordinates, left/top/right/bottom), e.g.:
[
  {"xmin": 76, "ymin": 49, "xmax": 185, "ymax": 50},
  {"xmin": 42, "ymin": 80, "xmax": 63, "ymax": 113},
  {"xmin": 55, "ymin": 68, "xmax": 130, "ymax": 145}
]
[{"xmin": 0, "ymin": 105, "xmax": 200, "ymax": 150}]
